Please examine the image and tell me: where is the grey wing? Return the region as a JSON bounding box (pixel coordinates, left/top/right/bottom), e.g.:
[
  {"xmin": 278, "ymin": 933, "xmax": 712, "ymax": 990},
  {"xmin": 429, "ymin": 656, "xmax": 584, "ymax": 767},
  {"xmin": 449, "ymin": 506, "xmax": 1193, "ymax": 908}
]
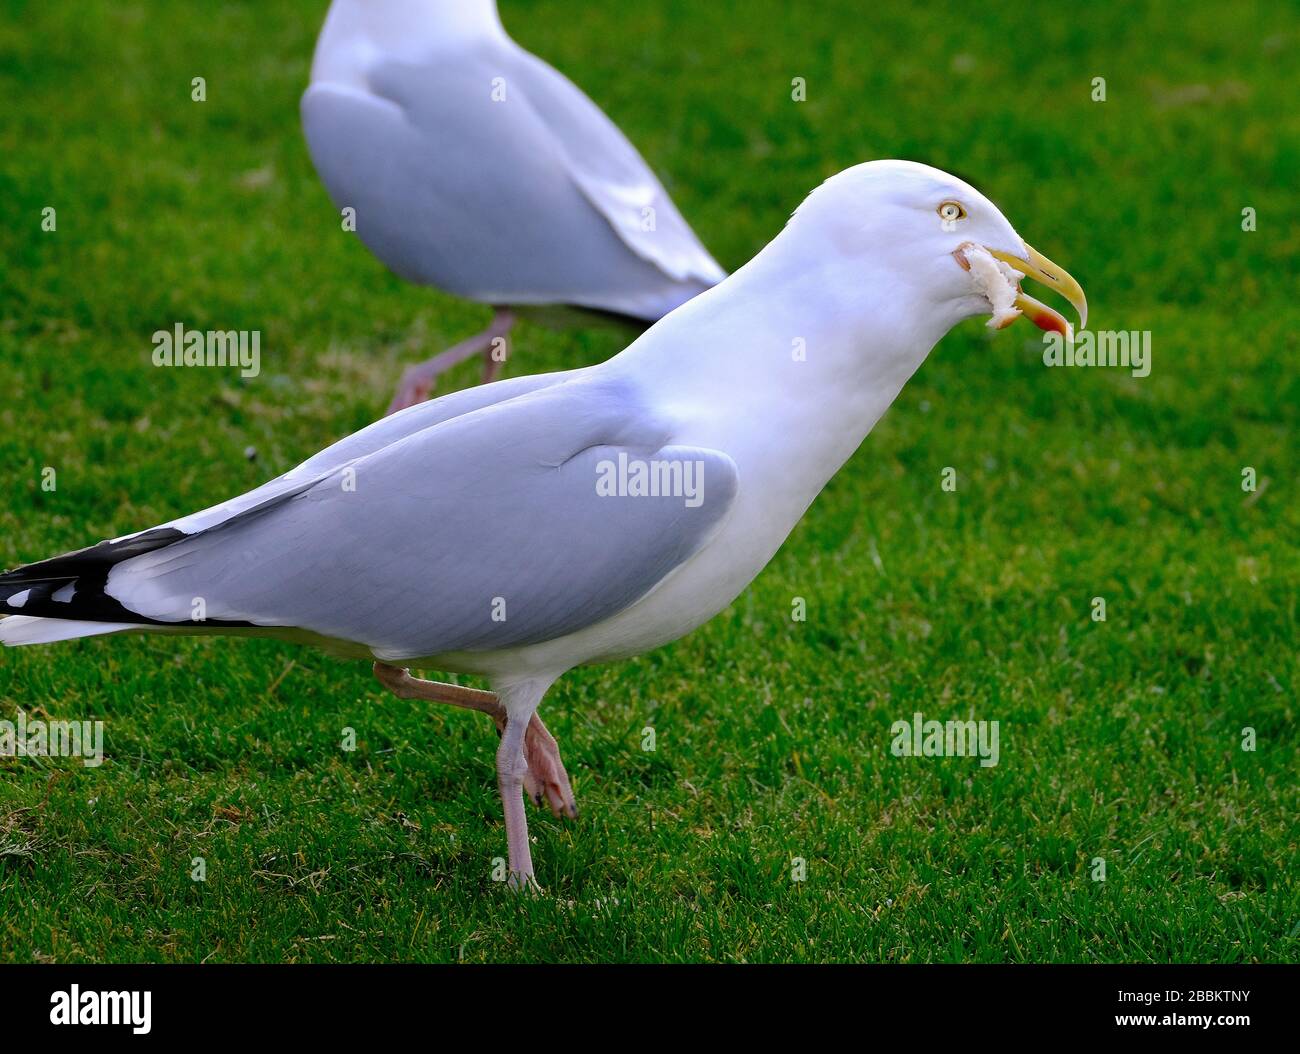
[
  {"xmin": 506, "ymin": 46, "xmax": 725, "ymax": 287},
  {"xmin": 301, "ymin": 47, "xmax": 718, "ymax": 319},
  {"xmin": 156, "ymin": 369, "xmax": 575, "ymax": 536},
  {"xmin": 0, "ymin": 371, "xmax": 574, "ymax": 633},
  {"xmin": 103, "ymin": 376, "xmax": 739, "ymax": 660}
]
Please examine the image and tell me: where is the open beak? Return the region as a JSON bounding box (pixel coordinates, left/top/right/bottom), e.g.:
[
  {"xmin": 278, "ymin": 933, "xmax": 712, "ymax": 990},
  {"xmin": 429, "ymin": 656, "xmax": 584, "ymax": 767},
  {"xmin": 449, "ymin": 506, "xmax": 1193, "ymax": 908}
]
[{"xmin": 990, "ymin": 244, "xmax": 1088, "ymax": 340}]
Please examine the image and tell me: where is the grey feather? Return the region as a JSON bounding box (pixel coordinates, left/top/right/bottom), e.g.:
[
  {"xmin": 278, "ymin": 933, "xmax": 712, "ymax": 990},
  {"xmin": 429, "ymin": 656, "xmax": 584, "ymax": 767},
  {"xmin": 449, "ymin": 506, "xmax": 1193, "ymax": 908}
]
[
  {"xmin": 301, "ymin": 41, "xmax": 721, "ymax": 319},
  {"xmin": 103, "ymin": 374, "xmax": 739, "ymax": 660}
]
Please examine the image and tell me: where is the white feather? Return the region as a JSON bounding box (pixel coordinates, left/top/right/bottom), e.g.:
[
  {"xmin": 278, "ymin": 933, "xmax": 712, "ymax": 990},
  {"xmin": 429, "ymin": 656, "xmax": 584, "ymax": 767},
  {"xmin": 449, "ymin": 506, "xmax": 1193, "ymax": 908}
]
[{"xmin": 0, "ymin": 616, "xmax": 136, "ymax": 646}]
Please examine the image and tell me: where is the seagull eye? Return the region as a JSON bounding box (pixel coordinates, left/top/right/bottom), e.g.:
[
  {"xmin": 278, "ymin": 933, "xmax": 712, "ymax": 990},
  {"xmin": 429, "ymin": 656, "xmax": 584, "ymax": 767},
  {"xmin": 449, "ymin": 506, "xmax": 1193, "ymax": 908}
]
[{"xmin": 938, "ymin": 201, "xmax": 967, "ymax": 223}]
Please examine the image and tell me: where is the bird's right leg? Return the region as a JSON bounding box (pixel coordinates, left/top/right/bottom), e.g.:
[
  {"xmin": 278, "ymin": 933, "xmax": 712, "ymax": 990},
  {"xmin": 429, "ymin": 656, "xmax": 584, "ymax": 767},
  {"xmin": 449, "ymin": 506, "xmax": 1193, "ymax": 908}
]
[
  {"xmin": 496, "ymin": 705, "xmax": 535, "ymax": 889},
  {"xmin": 386, "ymin": 308, "xmax": 515, "ymax": 415},
  {"xmin": 371, "ymin": 663, "xmax": 577, "ymax": 819},
  {"xmin": 492, "ymin": 677, "xmax": 555, "ymax": 890}
]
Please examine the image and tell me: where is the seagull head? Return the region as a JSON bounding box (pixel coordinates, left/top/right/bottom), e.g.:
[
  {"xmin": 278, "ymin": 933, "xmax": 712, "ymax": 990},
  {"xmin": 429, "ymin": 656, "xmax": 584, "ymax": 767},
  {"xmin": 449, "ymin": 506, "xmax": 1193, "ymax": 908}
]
[{"xmin": 791, "ymin": 160, "xmax": 1087, "ymax": 342}]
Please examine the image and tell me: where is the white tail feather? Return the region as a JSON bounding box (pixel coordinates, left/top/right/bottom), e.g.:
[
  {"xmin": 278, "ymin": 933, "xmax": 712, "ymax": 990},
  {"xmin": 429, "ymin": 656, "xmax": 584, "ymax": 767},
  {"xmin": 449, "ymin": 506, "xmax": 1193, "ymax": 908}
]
[{"xmin": 0, "ymin": 615, "xmax": 136, "ymax": 646}]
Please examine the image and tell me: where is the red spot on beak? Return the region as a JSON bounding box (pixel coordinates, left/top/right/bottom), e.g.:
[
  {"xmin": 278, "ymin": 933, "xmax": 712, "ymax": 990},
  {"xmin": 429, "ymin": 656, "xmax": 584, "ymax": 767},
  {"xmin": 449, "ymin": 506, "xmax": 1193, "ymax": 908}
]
[
  {"xmin": 1015, "ymin": 293, "xmax": 1072, "ymax": 339},
  {"xmin": 1031, "ymin": 309, "xmax": 1068, "ymax": 335}
]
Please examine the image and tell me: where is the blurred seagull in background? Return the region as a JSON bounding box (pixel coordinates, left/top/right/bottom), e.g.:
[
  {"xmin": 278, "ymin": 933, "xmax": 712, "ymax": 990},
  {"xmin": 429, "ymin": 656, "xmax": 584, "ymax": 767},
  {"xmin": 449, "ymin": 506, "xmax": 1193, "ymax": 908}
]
[
  {"xmin": 302, "ymin": 0, "xmax": 725, "ymax": 413},
  {"xmin": 1, "ymin": 161, "xmax": 1085, "ymax": 888}
]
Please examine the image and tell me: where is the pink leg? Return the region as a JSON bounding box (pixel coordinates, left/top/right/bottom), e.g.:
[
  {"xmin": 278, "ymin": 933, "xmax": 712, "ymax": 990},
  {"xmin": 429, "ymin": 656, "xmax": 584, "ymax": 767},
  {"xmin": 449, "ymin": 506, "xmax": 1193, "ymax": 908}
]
[
  {"xmin": 386, "ymin": 308, "xmax": 514, "ymax": 415},
  {"xmin": 373, "ymin": 661, "xmax": 502, "ymax": 718},
  {"xmin": 371, "ymin": 662, "xmax": 575, "ymax": 819},
  {"xmin": 496, "ymin": 712, "xmax": 535, "ymax": 888},
  {"xmin": 481, "ymin": 309, "xmax": 512, "ymax": 384},
  {"xmin": 522, "ymin": 715, "xmax": 577, "ymax": 819}
]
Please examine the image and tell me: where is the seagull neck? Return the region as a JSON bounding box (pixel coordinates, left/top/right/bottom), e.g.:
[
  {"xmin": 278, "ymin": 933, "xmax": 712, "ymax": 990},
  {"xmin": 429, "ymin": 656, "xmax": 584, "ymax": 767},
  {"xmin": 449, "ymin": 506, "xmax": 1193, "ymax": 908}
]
[
  {"xmin": 316, "ymin": 0, "xmax": 506, "ymax": 73},
  {"xmin": 619, "ymin": 236, "xmax": 963, "ymax": 442}
]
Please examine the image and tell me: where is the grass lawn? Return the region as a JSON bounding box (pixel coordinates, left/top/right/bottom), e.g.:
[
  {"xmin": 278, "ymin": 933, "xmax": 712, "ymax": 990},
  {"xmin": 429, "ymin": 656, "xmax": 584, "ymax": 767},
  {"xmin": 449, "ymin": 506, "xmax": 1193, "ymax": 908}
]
[{"xmin": 0, "ymin": 0, "xmax": 1296, "ymax": 962}]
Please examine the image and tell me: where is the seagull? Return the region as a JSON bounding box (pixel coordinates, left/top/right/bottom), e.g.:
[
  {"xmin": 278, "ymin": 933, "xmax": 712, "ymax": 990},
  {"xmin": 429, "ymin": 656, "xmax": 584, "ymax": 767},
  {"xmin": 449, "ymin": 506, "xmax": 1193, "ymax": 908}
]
[
  {"xmin": 0, "ymin": 161, "xmax": 1085, "ymax": 888},
  {"xmin": 301, "ymin": 0, "xmax": 726, "ymax": 413}
]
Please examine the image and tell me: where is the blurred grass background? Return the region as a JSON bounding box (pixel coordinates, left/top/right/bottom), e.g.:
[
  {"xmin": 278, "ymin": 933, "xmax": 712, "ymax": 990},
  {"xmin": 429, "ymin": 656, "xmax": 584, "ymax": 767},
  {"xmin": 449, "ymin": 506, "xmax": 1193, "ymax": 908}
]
[{"xmin": 0, "ymin": 0, "xmax": 1296, "ymax": 962}]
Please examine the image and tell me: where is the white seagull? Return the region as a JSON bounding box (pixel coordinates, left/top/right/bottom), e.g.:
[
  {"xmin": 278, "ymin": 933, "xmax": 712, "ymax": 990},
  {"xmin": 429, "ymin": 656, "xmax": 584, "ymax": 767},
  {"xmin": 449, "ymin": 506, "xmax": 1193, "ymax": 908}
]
[
  {"xmin": 1, "ymin": 161, "xmax": 1085, "ymax": 887},
  {"xmin": 302, "ymin": 0, "xmax": 726, "ymax": 412}
]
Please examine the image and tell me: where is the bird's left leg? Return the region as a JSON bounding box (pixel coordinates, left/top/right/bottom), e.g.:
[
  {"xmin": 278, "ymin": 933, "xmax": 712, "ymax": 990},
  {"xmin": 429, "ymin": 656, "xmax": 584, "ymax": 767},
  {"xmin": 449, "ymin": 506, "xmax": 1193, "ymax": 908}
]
[
  {"xmin": 373, "ymin": 661, "xmax": 503, "ymax": 719},
  {"xmin": 521, "ymin": 713, "xmax": 577, "ymax": 819},
  {"xmin": 385, "ymin": 308, "xmax": 515, "ymax": 414},
  {"xmin": 479, "ymin": 306, "xmax": 513, "ymax": 385},
  {"xmin": 371, "ymin": 663, "xmax": 576, "ymax": 818}
]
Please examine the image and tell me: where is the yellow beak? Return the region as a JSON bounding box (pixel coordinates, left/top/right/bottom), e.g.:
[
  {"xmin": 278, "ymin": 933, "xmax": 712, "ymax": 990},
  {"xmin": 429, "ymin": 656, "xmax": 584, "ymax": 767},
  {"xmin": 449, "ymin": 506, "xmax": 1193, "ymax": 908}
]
[{"xmin": 990, "ymin": 244, "xmax": 1088, "ymax": 340}]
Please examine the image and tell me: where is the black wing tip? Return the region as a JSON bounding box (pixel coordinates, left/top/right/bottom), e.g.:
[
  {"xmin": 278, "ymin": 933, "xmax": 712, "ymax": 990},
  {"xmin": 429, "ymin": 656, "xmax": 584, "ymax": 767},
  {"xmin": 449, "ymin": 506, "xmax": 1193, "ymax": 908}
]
[
  {"xmin": 1, "ymin": 527, "xmax": 189, "ymax": 585},
  {"xmin": 0, "ymin": 527, "xmax": 190, "ymax": 625}
]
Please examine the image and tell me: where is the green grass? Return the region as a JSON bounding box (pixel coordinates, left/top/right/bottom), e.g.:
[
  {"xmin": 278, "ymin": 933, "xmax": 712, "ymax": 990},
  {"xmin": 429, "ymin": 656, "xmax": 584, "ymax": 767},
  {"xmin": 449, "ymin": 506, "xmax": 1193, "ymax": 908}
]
[{"xmin": 0, "ymin": 0, "xmax": 1296, "ymax": 962}]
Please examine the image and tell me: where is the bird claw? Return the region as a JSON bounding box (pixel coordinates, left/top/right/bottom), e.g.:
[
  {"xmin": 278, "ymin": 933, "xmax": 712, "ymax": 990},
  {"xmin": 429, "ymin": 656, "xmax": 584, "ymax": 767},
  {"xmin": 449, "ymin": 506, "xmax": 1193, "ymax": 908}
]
[
  {"xmin": 523, "ymin": 715, "xmax": 578, "ymax": 820},
  {"xmin": 525, "ymin": 773, "xmax": 577, "ymax": 820},
  {"xmin": 500, "ymin": 712, "xmax": 578, "ymax": 819},
  {"xmin": 373, "ymin": 664, "xmax": 578, "ymax": 820},
  {"xmin": 507, "ymin": 870, "xmax": 542, "ymax": 894}
]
